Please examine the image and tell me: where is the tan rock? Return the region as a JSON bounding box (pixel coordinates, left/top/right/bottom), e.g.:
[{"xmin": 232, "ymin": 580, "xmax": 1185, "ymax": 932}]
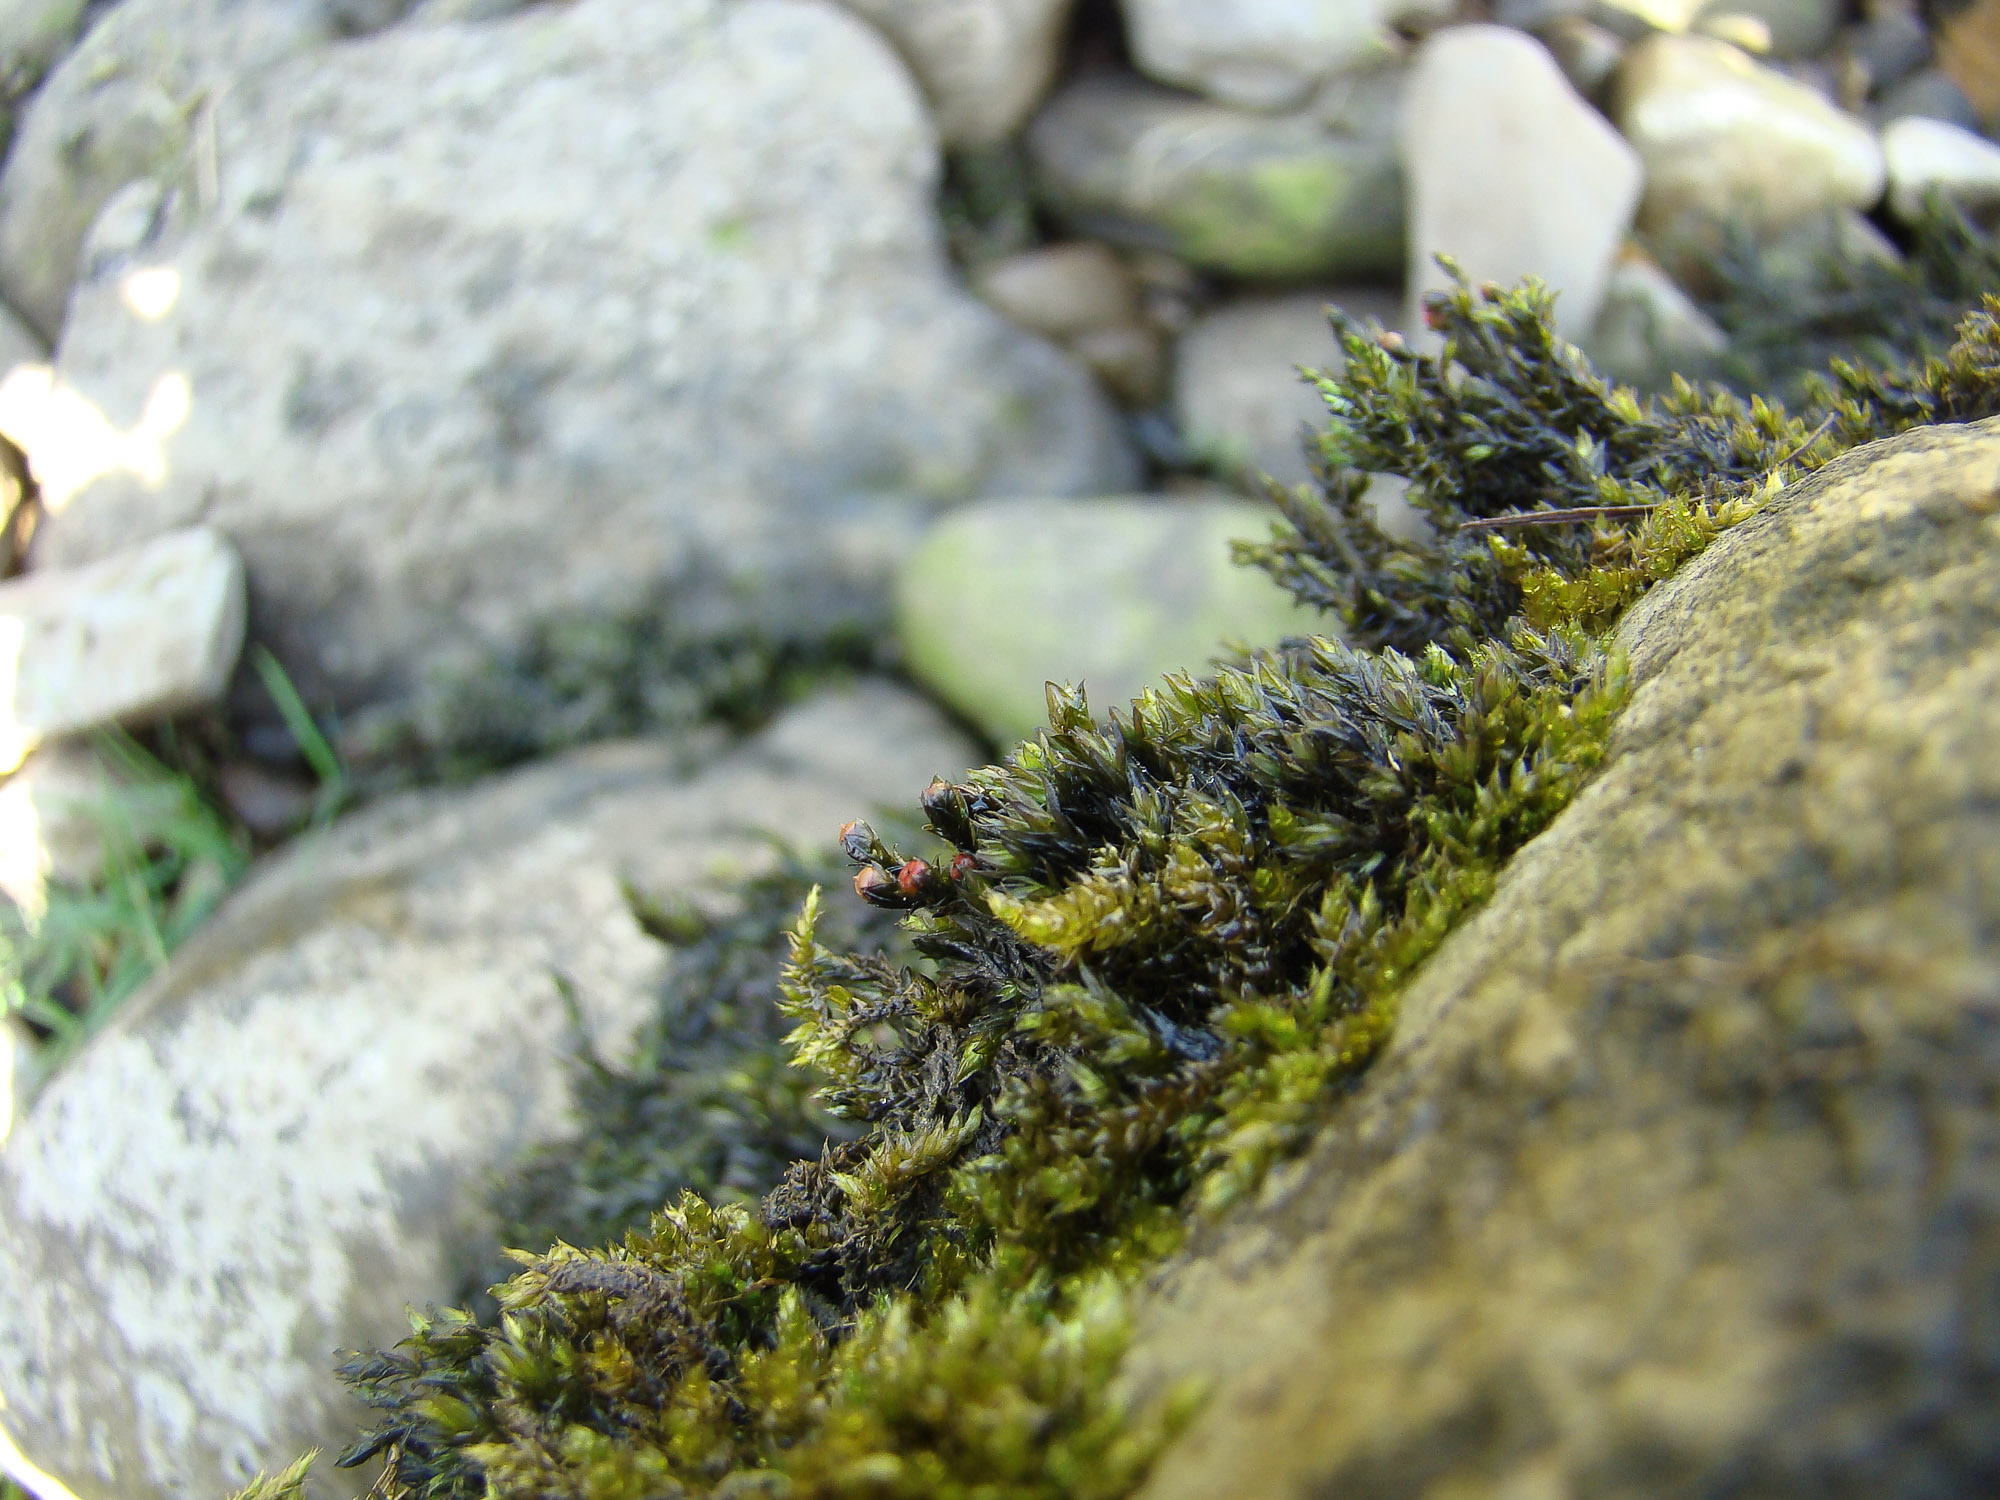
[
  {"xmin": 1935, "ymin": 0, "xmax": 2000, "ymax": 126},
  {"xmin": 973, "ymin": 243, "xmax": 1143, "ymax": 342},
  {"xmin": 1122, "ymin": 418, "xmax": 2000, "ymax": 1498},
  {"xmin": 0, "ymin": 682, "xmax": 977, "ymax": 1500},
  {"xmin": 1404, "ymin": 25, "xmax": 1643, "ymax": 344},
  {"xmin": 0, "ymin": 528, "xmax": 245, "ymax": 771},
  {"xmin": 1616, "ymin": 34, "xmax": 1886, "ymax": 242}
]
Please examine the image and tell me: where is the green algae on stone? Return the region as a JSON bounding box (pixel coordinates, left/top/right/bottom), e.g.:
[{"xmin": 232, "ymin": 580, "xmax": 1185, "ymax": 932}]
[{"xmin": 309, "ymin": 276, "xmax": 2000, "ymax": 1500}]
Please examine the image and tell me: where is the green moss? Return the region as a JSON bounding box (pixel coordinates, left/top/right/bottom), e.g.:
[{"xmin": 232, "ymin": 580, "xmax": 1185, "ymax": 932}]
[{"xmin": 304, "ymin": 270, "xmax": 2000, "ymax": 1500}]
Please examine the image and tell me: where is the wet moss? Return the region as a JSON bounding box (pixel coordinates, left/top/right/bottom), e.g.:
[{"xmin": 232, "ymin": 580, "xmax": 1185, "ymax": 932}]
[{"xmin": 304, "ymin": 272, "xmax": 2000, "ymax": 1500}]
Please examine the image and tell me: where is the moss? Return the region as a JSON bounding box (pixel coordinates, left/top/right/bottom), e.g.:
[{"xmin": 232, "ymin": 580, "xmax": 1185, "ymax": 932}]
[
  {"xmin": 345, "ymin": 602, "xmax": 875, "ymax": 787},
  {"xmin": 306, "ymin": 270, "xmax": 2000, "ymax": 1500}
]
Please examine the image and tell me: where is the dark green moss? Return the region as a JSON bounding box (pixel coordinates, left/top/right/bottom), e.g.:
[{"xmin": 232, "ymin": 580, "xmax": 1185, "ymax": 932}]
[
  {"xmin": 309, "ymin": 272, "xmax": 2000, "ymax": 1500},
  {"xmin": 346, "ymin": 602, "xmax": 875, "ymax": 787}
]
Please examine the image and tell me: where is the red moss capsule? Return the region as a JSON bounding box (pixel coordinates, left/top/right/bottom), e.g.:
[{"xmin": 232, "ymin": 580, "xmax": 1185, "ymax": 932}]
[
  {"xmin": 853, "ymin": 865, "xmax": 895, "ymax": 903},
  {"xmin": 839, "ymin": 819, "xmax": 876, "ymax": 865},
  {"xmin": 896, "ymin": 859, "xmax": 933, "ymax": 898},
  {"xmin": 949, "ymin": 852, "xmax": 979, "ymax": 881}
]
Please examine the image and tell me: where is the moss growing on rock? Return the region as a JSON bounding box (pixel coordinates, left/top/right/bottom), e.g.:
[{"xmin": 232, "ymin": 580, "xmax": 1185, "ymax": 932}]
[{"xmin": 312, "ymin": 274, "xmax": 2000, "ymax": 1500}]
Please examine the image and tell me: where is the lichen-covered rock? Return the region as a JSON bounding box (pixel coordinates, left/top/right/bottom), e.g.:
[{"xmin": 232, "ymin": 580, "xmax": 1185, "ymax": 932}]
[
  {"xmin": 837, "ymin": 0, "xmax": 1072, "ymax": 146},
  {"xmin": 1402, "ymin": 24, "xmax": 1642, "ymax": 344},
  {"xmin": 1120, "ymin": 418, "xmax": 2000, "ymax": 1499},
  {"xmin": 0, "ymin": 682, "xmax": 976, "ymax": 1500},
  {"xmin": 895, "ymin": 495, "xmax": 1323, "ymax": 744},
  {"xmin": 1119, "ymin": 0, "xmax": 1432, "ymax": 111},
  {"xmin": 20, "ymin": 0, "xmax": 1131, "ymax": 720},
  {"xmin": 1616, "ymin": 33, "xmax": 1886, "ymax": 244},
  {"xmin": 1027, "ymin": 74, "xmax": 1403, "ymax": 281}
]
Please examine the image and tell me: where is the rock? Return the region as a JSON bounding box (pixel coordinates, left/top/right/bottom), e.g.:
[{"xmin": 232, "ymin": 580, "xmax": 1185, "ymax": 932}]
[
  {"xmin": 0, "ymin": 681, "xmax": 977, "ymax": 1500},
  {"xmin": 1120, "ymin": 419, "xmax": 2000, "ymax": 1499},
  {"xmin": 21, "ymin": 0, "xmax": 1131, "ymax": 721},
  {"xmin": 1027, "ymin": 74, "xmax": 1404, "ymax": 282},
  {"xmin": 1711, "ymin": 0, "xmax": 1839, "ymax": 57},
  {"xmin": 1843, "ymin": 5, "xmax": 1931, "ymax": 95},
  {"xmin": 837, "ymin": 0, "xmax": 1073, "ymax": 146},
  {"xmin": 895, "ymin": 495, "xmax": 1325, "ymax": 745},
  {"xmin": 1403, "ymin": 26, "xmax": 1643, "ymax": 344},
  {"xmin": 1876, "ymin": 66, "xmax": 1985, "ymax": 132},
  {"xmin": 0, "ymin": 739, "xmax": 204, "ymax": 917},
  {"xmin": 1584, "ymin": 241, "xmax": 1729, "ymax": 389},
  {"xmin": 0, "ymin": 298, "xmax": 44, "ymax": 375},
  {"xmin": 974, "ymin": 243, "xmax": 1165, "ymax": 405},
  {"xmin": 1118, "ymin": 0, "xmax": 1431, "ymax": 112},
  {"xmin": 1172, "ymin": 287, "xmax": 1398, "ymax": 489},
  {"xmin": 1540, "ymin": 14, "xmax": 1628, "ymax": 100},
  {"xmin": 1935, "ymin": 0, "xmax": 2000, "ymax": 130},
  {"xmin": 1616, "ymin": 34, "xmax": 1887, "ymax": 245},
  {"xmin": 1882, "ymin": 113, "xmax": 2000, "ymax": 221},
  {"xmin": 0, "ymin": 0, "xmax": 86, "ymax": 104},
  {"xmin": 0, "ymin": 528, "xmax": 245, "ymax": 773},
  {"xmin": 974, "ymin": 242, "xmax": 1142, "ymax": 341},
  {"xmin": 0, "ymin": 0, "xmax": 391, "ymax": 343}
]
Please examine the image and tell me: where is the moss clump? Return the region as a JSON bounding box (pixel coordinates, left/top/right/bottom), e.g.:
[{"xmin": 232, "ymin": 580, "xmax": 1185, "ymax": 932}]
[
  {"xmin": 314, "ymin": 273, "xmax": 2000, "ymax": 1500},
  {"xmin": 348, "ymin": 602, "xmax": 873, "ymax": 786}
]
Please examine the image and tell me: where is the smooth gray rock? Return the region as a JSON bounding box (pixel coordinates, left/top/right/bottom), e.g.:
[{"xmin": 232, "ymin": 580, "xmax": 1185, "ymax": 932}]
[
  {"xmin": 1122, "ymin": 419, "xmax": 2000, "ymax": 1499},
  {"xmin": 1027, "ymin": 73, "xmax": 1404, "ymax": 281},
  {"xmin": 0, "ymin": 527, "xmax": 246, "ymax": 772},
  {"xmin": 973, "ymin": 243, "xmax": 1165, "ymax": 405},
  {"xmin": 1875, "ymin": 66, "xmax": 1984, "ymax": 132},
  {"xmin": 21, "ymin": 0, "xmax": 1131, "ymax": 720},
  {"xmin": 1882, "ymin": 113, "xmax": 2000, "ymax": 221},
  {"xmin": 0, "ymin": 682, "xmax": 977, "ymax": 1500},
  {"xmin": 0, "ymin": 0, "xmax": 86, "ymax": 104},
  {"xmin": 896, "ymin": 494, "xmax": 1324, "ymax": 745},
  {"xmin": 1584, "ymin": 241, "xmax": 1729, "ymax": 390},
  {"xmin": 1403, "ymin": 25, "xmax": 1642, "ymax": 345},
  {"xmin": 1172, "ymin": 286, "xmax": 1397, "ymax": 489},
  {"xmin": 1616, "ymin": 34, "xmax": 1886, "ymax": 245},
  {"xmin": 1118, "ymin": 0, "xmax": 1437, "ymax": 111},
  {"xmin": 838, "ymin": 0, "xmax": 1072, "ymax": 146}
]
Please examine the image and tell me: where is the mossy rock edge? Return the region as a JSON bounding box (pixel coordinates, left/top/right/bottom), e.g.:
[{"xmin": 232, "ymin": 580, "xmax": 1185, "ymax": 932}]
[{"xmin": 1122, "ymin": 419, "xmax": 2000, "ymax": 1498}]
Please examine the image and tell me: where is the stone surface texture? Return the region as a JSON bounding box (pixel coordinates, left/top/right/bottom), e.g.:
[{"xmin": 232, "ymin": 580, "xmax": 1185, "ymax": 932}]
[
  {"xmin": 1882, "ymin": 113, "xmax": 2000, "ymax": 222},
  {"xmin": 0, "ymin": 299, "xmax": 44, "ymax": 374},
  {"xmin": 20, "ymin": 0, "xmax": 1131, "ymax": 719},
  {"xmin": 1119, "ymin": 0, "xmax": 1435, "ymax": 111},
  {"xmin": 0, "ymin": 682, "xmax": 976, "ymax": 1500},
  {"xmin": 0, "ymin": 527, "xmax": 245, "ymax": 771},
  {"xmin": 0, "ymin": 0, "xmax": 395, "ymax": 342},
  {"xmin": 1172, "ymin": 286, "xmax": 1397, "ymax": 488},
  {"xmin": 1403, "ymin": 25, "xmax": 1642, "ymax": 344},
  {"xmin": 1584, "ymin": 241, "xmax": 1729, "ymax": 389},
  {"xmin": 1616, "ymin": 34, "xmax": 1887, "ymax": 242},
  {"xmin": 838, "ymin": 0, "xmax": 1072, "ymax": 145},
  {"xmin": 1027, "ymin": 74, "xmax": 1404, "ymax": 281},
  {"xmin": 0, "ymin": 740, "xmax": 188, "ymax": 916},
  {"xmin": 1120, "ymin": 419, "xmax": 2000, "ymax": 1498},
  {"xmin": 896, "ymin": 495, "xmax": 1324, "ymax": 744},
  {"xmin": 0, "ymin": 0, "xmax": 85, "ymax": 105}
]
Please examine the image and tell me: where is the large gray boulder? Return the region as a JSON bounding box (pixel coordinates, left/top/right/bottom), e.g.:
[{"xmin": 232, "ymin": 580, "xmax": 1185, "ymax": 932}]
[
  {"xmin": 0, "ymin": 681, "xmax": 977, "ymax": 1500},
  {"xmin": 14, "ymin": 0, "xmax": 1131, "ymax": 718},
  {"xmin": 1120, "ymin": 419, "xmax": 2000, "ymax": 1496},
  {"xmin": 0, "ymin": 0, "xmax": 408, "ymax": 343}
]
